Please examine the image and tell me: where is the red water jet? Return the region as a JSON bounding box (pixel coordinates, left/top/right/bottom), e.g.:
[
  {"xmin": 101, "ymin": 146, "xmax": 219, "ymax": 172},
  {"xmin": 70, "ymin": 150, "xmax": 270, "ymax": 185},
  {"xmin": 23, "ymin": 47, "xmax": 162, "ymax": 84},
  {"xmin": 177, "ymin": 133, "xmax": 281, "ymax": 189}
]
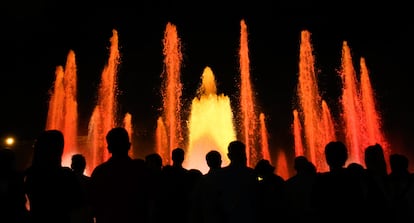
[
  {"xmin": 86, "ymin": 29, "xmax": 120, "ymax": 175},
  {"xmin": 294, "ymin": 31, "xmax": 390, "ymax": 172},
  {"xmin": 46, "ymin": 50, "xmax": 78, "ymax": 168}
]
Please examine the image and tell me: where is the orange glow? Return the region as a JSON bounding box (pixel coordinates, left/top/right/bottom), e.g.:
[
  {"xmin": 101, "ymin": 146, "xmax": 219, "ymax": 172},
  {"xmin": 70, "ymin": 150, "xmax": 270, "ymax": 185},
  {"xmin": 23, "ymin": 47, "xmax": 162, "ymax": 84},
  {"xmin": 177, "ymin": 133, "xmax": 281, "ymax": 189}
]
[
  {"xmin": 275, "ymin": 149, "xmax": 289, "ymax": 180},
  {"xmin": 46, "ymin": 50, "xmax": 78, "ymax": 168},
  {"xmin": 5, "ymin": 137, "xmax": 15, "ymax": 146},
  {"xmin": 296, "ymin": 30, "xmax": 331, "ymax": 171},
  {"xmin": 239, "ymin": 19, "xmax": 259, "ymax": 167},
  {"xmin": 259, "ymin": 113, "xmax": 271, "ymax": 162},
  {"xmin": 155, "ymin": 117, "xmax": 168, "ymax": 166},
  {"xmin": 87, "ymin": 29, "xmax": 120, "ymax": 175},
  {"xmin": 123, "ymin": 112, "xmax": 134, "ymax": 158},
  {"xmin": 186, "ymin": 67, "xmax": 236, "ymax": 173},
  {"xmin": 294, "ymin": 31, "xmax": 390, "ymax": 172},
  {"xmin": 43, "ymin": 22, "xmax": 390, "ymax": 178},
  {"xmin": 160, "ymin": 22, "xmax": 184, "ymax": 165},
  {"xmin": 340, "ymin": 41, "xmax": 364, "ymax": 165},
  {"xmin": 292, "ymin": 109, "xmax": 304, "ymax": 157}
]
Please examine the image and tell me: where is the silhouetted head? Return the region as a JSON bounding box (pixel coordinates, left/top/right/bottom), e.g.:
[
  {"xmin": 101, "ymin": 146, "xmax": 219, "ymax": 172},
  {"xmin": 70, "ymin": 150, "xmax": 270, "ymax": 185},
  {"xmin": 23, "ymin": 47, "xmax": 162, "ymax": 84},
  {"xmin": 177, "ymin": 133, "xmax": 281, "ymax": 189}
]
[
  {"xmin": 294, "ymin": 156, "xmax": 316, "ymax": 174},
  {"xmin": 389, "ymin": 153, "xmax": 409, "ymax": 174},
  {"xmin": 32, "ymin": 129, "xmax": 64, "ymax": 167},
  {"xmin": 106, "ymin": 127, "xmax": 131, "ymax": 156},
  {"xmin": 145, "ymin": 153, "xmax": 163, "ymax": 171},
  {"xmin": 324, "ymin": 141, "xmax": 348, "ymax": 170},
  {"xmin": 254, "ymin": 159, "xmax": 275, "ymax": 176},
  {"xmin": 71, "ymin": 153, "xmax": 87, "ymax": 174},
  {"xmin": 364, "ymin": 143, "xmax": 387, "ymax": 175},
  {"xmin": 227, "ymin": 140, "xmax": 247, "ymax": 166},
  {"xmin": 188, "ymin": 168, "xmax": 203, "ymax": 181},
  {"xmin": 294, "ymin": 156, "xmax": 308, "ymax": 171},
  {"xmin": 206, "ymin": 150, "xmax": 222, "ymax": 169},
  {"xmin": 171, "ymin": 148, "xmax": 185, "ymax": 166},
  {"xmin": 347, "ymin": 162, "xmax": 365, "ymax": 176}
]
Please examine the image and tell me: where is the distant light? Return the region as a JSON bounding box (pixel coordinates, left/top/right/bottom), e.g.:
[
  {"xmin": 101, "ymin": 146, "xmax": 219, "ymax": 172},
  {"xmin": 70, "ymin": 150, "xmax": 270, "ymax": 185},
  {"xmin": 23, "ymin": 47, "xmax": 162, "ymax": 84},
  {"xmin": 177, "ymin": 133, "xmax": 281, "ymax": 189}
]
[{"xmin": 5, "ymin": 137, "xmax": 15, "ymax": 146}]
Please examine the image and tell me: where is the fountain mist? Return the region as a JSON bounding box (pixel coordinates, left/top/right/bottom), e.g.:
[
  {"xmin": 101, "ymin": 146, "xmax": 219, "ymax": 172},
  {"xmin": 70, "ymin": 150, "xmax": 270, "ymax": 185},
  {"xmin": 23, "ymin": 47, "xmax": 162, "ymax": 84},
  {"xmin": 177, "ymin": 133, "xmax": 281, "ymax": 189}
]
[
  {"xmin": 294, "ymin": 31, "xmax": 390, "ymax": 172},
  {"xmin": 45, "ymin": 21, "xmax": 389, "ymax": 178},
  {"xmin": 158, "ymin": 22, "xmax": 184, "ymax": 166},
  {"xmin": 46, "ymin": 50, "xmax": 78, "ymax": 167}
]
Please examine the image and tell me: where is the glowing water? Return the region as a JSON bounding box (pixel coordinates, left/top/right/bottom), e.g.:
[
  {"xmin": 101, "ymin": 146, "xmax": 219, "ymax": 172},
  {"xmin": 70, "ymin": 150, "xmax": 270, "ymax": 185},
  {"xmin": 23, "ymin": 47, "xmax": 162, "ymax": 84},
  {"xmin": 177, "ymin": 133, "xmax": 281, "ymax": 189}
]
[
  {"xmin": 340, "ymin": 41, "xmax": 364, "ymax": 164},
  {"xmin": 86, "ymin": 29, "xmax": 120, "ymax": 175},
  {"xmin": 292, "ymin": 109, "xmax": 304, "ymax": 157},
  {"xmin": 49, "ymin": 22, "xmax": 275, "ymax": 176},
  {"xmin": 294, "ymin": 31, "xmax": 390, "ymax": 171},
  {"xmin": 186, "ymin": 67, "xmax": 237, "ymax": 173},
  {"xmin": 158, "ymin": 20, "xmax": 273, "ymax": 173},
  {"xmin": 159, "ymin": 22, "xmax": 184, "ymax": 165},
  {"xmin": 296, "ymin": 30, "xmax": 334, "ymax": 171},
  {"xmin": 360, "ymin": 58, "xmax": 388, "ymax": 149},
  {"xmin": 259, "ymin": 113, "xmax": 271, "ymax": 161},
  {"xmin": 340, "ymin": 43, "xmax": 389, "ymax": 166},
  {"xmin": 45, "ymin": 22, "xmax": 390, "ymax": 177},
  {"xmin": 46, "ymin": 50, "xmax": 78, "ymax": 167},
  {"xmin": 275, "ymin": 149, "xmax": 289, "ymax": 180},
  {"xmin": 239, "ymin": 20, "xmax": 260, "ymax": 167},
  {"xmin": 155, "ymin": 117, "xmax": 168, "ymax": 165},
  {"xmin": 123, "ymin": 112, "xmax": 133, "ymax": 158}
]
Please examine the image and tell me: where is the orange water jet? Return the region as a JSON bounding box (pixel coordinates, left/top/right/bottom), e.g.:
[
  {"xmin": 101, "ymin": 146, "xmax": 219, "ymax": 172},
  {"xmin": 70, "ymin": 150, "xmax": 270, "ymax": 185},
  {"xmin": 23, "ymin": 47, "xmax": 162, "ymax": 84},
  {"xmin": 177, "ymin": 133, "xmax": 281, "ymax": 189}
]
[
  {"xmin": 296, "ymin": 30, "xmax": 334, "ymax": 172},
  {"xmin": 159, "ymin": 22, "xmax": 184, "ymax": 165},
  {"xmin": 294, "ymin": 30, "xmax": 390, "ymax": 172},
  {"xmin": 45, "ymin": 22, "xmax": 389, "ymax": 178},
  {"xmin": 259, "ymin": 113, "xmax": 271, "ymax": 162},
  {"xmin": 186, "ymin": 67, "xmax": 237, "ymax": 173},
  {"xmin": 46, "ymin": 50, "xmax": 78, "ymax": 168},
  {"xmin": 86, "ymin": 29, "xmax": 121, "ymax": 175},
  {"xmin": 157, "ymin": 20, "xmax": 274, "ymax": 173},
  {"xmin": 239, "ymin": 19, "xmax": 260, "ymax": 167}
]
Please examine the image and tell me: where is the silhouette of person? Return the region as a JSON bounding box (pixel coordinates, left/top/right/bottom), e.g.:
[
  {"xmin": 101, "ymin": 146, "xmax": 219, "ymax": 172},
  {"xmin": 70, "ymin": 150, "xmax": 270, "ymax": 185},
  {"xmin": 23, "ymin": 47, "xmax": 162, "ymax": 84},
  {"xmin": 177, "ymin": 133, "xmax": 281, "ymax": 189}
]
[
  {"xmin": 0, "ymin": 147, "xmax": 29, "ymax": 223},
  {"xmin": 310, "ymin": 141, "xmax": 365, "ymax": 221},
  {"xmin": 388, "ymin": 153, "xmax": 414, "ymax": 221},
  {"xmin": 188, "ymin": 150, "xmax": 223, "ymax": 223},
  {"xmin": 71, "ymin": 154, "xmax": 91, "ymax": 193},
  {"xmin": 364, "ymin": 143, "xmax": 392, "ymax": 221},
  {"xmin": 70, "ymin": 153, "xmax": 94, "ymax": 223},
  {"xmin": 205, "ymin": 150, "xmax": 222, "ymax": 174},
  {"xmin": 89, "ymin": 127, "xmax": 150, "ymax": 223},
  {"xmin": 154, "ymin": 147, "xmax": 191, "ymax": 223},
  {"xmin": 71, "ymin": 154, "xmax": 88, "ymax": 175},
  {"xmin": 285, "ymin": 156, "xmax": 317, "ymax": 221},
  {"xmin": 188, "ymin": 168, "xmax": 203, "ymax": 190},
  {"xmin": 144, "ymin": 153, "xmax": 163, "ymax": 223},
  {"xmin": 145, "ymin": 153, "xmax": 163, "ymax": 173},
  {"xmin": 24, "ymin": 129, "xmax": 85, "ymax": 223},
  {"xmin": 254, "ymin": 159, "xmax": 287, "ymax": 223},
  {"xmin": 215, "ymin": 140, "xmax": 259, "ymax": 223}
]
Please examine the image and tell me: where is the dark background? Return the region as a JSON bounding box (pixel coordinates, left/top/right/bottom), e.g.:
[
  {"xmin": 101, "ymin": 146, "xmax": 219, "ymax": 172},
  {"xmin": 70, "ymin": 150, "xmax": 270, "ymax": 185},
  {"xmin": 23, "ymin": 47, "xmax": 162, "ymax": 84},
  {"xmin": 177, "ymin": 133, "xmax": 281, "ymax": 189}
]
[{"xmin": 1, "ymin": 1, "xmax": 413, "ymax": 169}]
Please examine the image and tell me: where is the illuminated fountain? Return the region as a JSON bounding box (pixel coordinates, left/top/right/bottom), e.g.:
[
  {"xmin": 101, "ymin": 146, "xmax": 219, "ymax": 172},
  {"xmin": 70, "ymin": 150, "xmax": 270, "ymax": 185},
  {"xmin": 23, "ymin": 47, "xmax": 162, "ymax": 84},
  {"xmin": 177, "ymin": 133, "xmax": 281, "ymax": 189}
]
[
  {"xmin": 46, "ymin": 50, "xmax": 78, "ymax": 167},
  {"xmin": 293, "ymin": 30, "xmax": 336, "ymax": 172},
  {"xmin": 47, "ymin": 21, "xmax": 271, "ymax": 175},
  {"xmin": 85, "ymin": 29, "xmax": 122, "ymax": 175},
  {"xmin": 158, "ymin": 20, "xmax": 273, "ymax": 174},
  {"xmin": 293, "ymin": 30, "xmax": 390, "ymax": 172},
  {"xmin": 47, "ymin": 30, "xmax": 132, "ymax": 175},
  {"xmin": 185, "ymin": 66, "xmax": 237, "ymax": 173},
  {"xmin": 156, "ymin": 22, "xmax": 185, "ymax": 166},
  {"xmin": 46, "ymin": 21, "xmax": 389, "ymax": 177}
]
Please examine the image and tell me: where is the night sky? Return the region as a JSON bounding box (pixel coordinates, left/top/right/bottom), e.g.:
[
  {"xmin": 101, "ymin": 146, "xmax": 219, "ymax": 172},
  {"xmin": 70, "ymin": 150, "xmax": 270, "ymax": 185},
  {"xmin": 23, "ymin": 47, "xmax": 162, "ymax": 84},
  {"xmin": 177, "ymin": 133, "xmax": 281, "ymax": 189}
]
[{"xmin": 1, "ymin": 2, "xmax": 413, "ymax": 165}]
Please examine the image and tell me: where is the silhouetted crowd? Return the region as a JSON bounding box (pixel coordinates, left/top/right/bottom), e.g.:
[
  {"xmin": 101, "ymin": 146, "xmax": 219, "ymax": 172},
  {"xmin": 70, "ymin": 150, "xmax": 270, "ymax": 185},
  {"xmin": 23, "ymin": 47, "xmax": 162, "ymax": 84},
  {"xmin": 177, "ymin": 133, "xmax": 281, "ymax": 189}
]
[{"xmin": 1, "ymin": 127, "xmax": 414, "ymax": 223}]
